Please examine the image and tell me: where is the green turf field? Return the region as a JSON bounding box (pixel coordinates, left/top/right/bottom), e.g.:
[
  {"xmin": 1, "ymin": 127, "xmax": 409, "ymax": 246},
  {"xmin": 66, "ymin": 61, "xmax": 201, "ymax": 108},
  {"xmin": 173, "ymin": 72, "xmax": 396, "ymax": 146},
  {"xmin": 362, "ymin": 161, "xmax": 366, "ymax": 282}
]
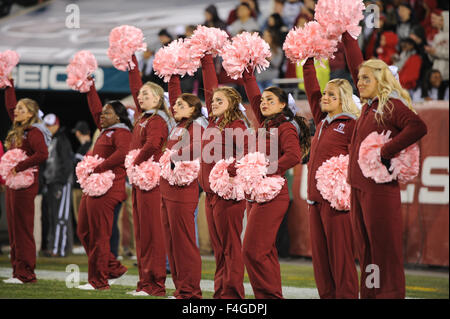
[{"xmin": 0, "ymin": 254, "xmax": 448, "ymax": 299}]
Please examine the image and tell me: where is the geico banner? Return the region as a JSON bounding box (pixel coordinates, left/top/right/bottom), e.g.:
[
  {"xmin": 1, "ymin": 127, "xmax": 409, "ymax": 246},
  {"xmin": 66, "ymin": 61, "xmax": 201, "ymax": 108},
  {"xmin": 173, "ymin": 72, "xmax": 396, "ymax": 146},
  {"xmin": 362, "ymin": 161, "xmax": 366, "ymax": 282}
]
[
  {"xmin": 10, "ymin": 64, "xmax": 130, "ymax": 93},
  {"xmin": 285, "ymin": 100, "xmax": 449, "ymax": 266}
]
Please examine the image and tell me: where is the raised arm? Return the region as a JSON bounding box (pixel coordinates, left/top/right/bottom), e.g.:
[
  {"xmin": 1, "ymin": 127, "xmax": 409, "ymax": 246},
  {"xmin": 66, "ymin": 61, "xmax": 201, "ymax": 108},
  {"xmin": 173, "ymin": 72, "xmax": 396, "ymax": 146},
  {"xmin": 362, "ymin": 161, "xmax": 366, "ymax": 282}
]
[
  {"xmin": 273, "ymin": 124, "xmax": 302, "ymax": 175},
  {"xmin": 201, "ymin": 54, "xmax": 218, "ymax": 116},
  {"xmin": 86, "ymin": 81, "xmax": 103, "ymax": 130},
  {"xmin": 303, "ymin": 58, "xmax": 326, "ymax": 125},
  {"xmin": 342, "ymin": 31, "xmax": 364, "ymax": 93},
  {"xmin": 5, "ymin": 79, "xmax": 17, "ymax": 121},
  {"xmin": 242, "ymin": 69, "xmax": 263, "ymax": 125},
  {"xmin": 128, "ymin": 54, "xmax": 143, "ymax": 114},
  {"xmin": 168, "ymin": 75, "xmax": 182, "ymax": 115}
]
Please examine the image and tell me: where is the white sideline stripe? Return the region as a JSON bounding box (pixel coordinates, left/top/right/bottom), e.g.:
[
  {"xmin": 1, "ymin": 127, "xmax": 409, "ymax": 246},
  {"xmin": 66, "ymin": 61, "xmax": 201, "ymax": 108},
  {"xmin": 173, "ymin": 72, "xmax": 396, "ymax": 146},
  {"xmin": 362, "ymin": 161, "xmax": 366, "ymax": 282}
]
[{"xmin": 0, "ymin": 267, "xmax": 320, "ymax": 299}]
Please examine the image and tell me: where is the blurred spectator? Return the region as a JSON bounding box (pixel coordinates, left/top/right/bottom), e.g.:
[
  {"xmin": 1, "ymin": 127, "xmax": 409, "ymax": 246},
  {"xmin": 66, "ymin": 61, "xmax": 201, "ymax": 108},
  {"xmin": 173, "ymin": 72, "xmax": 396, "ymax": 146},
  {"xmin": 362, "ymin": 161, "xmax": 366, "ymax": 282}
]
[
  {"xmin": 204, "ymin": 4, "xmax": 227, "ymax": 30},
  {"xmin": 71, "ymin": 121, "xmax": 91, "ymax": 224},
  {"xmin": 409, "ymin": 24, "xmax": 433, "ymax": 87},
  {"xmin": 228, "ymin": 2, "xmax": 260, "ymax": 36},
  {"xmin": 158, "ymin": 28, "xmax": 174, "ymax": 46},
  {"xmin": 227, "ymin": 0, "xmax": 259, "ymax": 26},
  {"xmin": 425, "ymin": 10, "xmax": 449, "ymax": 81},
  {"xmin": 396, "ymin": 3, "xmax": 417, "ymax": 42},
  {"xmin": 0, "ymin": 142, "xmax": 5, "ymax": 194},
  {"xmin": 256, "ymin": 29, "xmax": 283, "ymax": 90},
  {"xmin": 185, "ymin": 24, "xmax": 196, "ymax": 38},
  {"xmin": 297, "ymin": 0, "xmax": 315, "ymax": 22},
  {"xmin": 364, "ymin": 14, "xmax": 386, "ymax": 60},
  {"xmin": 42, "ymin": 113, "xmax": 74, "ymax": 257},
  {"xmin": 376, "ymin": 31, "xmax": 399, "ymax": 65},
  {"xmin": 282, "ymin": 0, "xmax": 303, "ymax": 29},
  {"xmin": 421, "ymin": 1, "xmax": 441, "ymax": 43},
  {"xmin": 394, "ymin": 38, "xmax": 423, "ymax": 91},
  {"xmin": 137, "ymin": 47, "xmax": 155, "ymax": 84},
  {"xmin": 412, "ymin": 69, "xmax": 449, "ymax": 102}
]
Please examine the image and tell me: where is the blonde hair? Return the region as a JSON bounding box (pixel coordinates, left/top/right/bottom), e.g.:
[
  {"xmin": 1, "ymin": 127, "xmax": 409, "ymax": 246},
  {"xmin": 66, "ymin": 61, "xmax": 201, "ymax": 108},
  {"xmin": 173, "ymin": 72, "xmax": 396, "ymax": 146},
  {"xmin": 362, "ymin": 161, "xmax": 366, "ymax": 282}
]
[
  {"xmin": 328, "ymin": 78, "xmax": 360, "ymax": 118},
  {"xmin": 360, "ymin": 59, "xmax": 415, "ymax": 124},
  {"xmin": 5, "ymin": 98, "xmax": 41, "ymax": 149},
  {"xmin": 140, "ymin": 81, "xmax": 171, "ymax": 119},
  {"xmin": 212, "ymin": 87, "xmax": 251, "ymax": 130}
]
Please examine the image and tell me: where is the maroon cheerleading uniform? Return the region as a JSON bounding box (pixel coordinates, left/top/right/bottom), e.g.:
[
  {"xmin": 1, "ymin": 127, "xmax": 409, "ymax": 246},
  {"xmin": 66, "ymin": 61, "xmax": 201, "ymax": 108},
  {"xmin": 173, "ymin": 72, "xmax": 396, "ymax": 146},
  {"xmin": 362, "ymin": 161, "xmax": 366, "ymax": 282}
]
[
  {"xmin": 76, "ymin": 83, "xmax": 130, "ymax": 289},
  {"xmin": 242, "ymin": 70, "xmax": 302, "ymax": 299},
  {"xmin": 157, "ymin": 75, "xmax": 205, "ymax": 299},
  {"xmin": 199, "ymin": 54, "xmax": 248, "ymax": 299},
  {"xmin": 303, "ymin": 57, "xmax": 359, "ymax": 299},
  {"xmin": 127, "ymin": 55, "xmax": 169, "ymax": 296},
  {"xmin": 342, "ymin": 32, "xmax": 428, "ymax": 299},
  {"xmin": 4, "ymin": 81, "xmax": 48, "ymax": 283}
]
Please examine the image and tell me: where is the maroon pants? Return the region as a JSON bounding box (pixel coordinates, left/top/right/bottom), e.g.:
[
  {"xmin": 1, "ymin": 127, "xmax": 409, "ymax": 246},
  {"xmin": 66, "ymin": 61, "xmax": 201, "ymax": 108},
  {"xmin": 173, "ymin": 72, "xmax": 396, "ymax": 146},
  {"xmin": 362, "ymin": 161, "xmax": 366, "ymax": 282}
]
[
  {"xmin": 5, "ymin": 183, "xmax": 38, "ymax": 283},
  {"xmin": 309, "ymin": 201, "xmax": 358, "ymax": 299},
  {"xmin": 77, "ymin": 192, "xmax": 127, "ymax": 289},
  {"xmin": 132, "ymin": 186, "xmax": 166, "ymax": 296},
  {"xmin": 242, "ymin": 186, "xmax": 290, "ymax": 299},
  {"xmin": 161, "ymin": 197, "xmax": 202, "ymax": 299},
  {"xmin": 205, "ymin": 193, "xmax": 245, "ymax": 299},
  {"xmin": 350, "ymin": 187, "xmax": 405, "ymax": 299}
]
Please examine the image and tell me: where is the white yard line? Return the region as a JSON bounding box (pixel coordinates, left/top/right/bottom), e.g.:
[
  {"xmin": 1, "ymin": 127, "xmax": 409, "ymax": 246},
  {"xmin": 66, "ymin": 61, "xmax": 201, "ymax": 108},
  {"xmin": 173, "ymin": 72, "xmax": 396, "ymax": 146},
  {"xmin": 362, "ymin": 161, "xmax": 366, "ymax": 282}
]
[{"xmin": 0, "ymin": 267, "xmax": 319, "ymax": 299}]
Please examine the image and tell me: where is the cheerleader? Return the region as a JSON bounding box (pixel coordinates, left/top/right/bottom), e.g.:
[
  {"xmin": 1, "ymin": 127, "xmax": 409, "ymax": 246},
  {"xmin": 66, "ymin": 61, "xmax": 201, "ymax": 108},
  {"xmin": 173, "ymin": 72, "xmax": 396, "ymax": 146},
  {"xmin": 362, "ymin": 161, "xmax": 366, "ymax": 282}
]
[
  {"xmin": 241, "ymin": 70, "xmax": 310, "ymax": 299},
  {"xmin": 157, "ymin": 74, "xmax": 207, "ymax": 299},
  {"xmin": 199, "ymin": 54, "xmax": 250, "ymax": 299},
  {"xmin": 342, "ymin": 31, "xmax": 428, "ymax": 298},
  {"xmin": 302, "ymin": 57, "xmax": 359, "ymax": 298},
  {"xmin": 2, "ymin": 78, "xmax": 49, "ymax": 284},
  {"xmin": 126, "ymin": 55, "xmax": 175, "ymax": 296},
  {"xmin": 76, "ymin": 82, "xmax": 131, "ymax": 290}
]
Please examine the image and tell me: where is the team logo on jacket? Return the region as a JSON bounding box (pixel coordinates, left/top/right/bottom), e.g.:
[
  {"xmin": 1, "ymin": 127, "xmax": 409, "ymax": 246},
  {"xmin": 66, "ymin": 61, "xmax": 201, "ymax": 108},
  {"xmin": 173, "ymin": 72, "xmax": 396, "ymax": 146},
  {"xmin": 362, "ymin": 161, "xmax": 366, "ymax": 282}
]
[
  {"xmin": 106, "ymin": 131, "xmax": 114, "ymax": 138},
  {"xmin": 333, "ymin": 123, "xmax": 346, "ymax": 134}
]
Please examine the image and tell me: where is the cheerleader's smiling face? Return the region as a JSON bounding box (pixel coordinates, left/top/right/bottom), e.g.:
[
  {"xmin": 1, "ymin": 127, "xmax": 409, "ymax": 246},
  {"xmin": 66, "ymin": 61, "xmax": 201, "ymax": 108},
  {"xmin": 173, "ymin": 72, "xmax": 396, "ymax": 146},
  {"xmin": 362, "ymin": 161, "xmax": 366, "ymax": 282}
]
[
  {"xmin": 260, "ymin": 91, "xmax": 285, "ymax": 117},
  {"xmin": 99, "ymin": 105, "xmax": 120, "ymax": 129},
  {"xmin": 211, "ymin": 91, "xmax": 230, "ymax": 117},
  {"xmin": 173, "ymin": 97, "xmax": 195, "ymax": 121},
  {"xmin": 138, "ymin": 86, "xmax": 160, "ymax": 111},
  {"xmin": 14, "ymin": 101, "xmax": 34, "ymax": 124},
  {"xmin": 358, "ymin": 66, "xmax": 379, "ymax": 100},
  {"xmin": 321, "ymin": 83, "xmax": 342, "ymax": 116}
]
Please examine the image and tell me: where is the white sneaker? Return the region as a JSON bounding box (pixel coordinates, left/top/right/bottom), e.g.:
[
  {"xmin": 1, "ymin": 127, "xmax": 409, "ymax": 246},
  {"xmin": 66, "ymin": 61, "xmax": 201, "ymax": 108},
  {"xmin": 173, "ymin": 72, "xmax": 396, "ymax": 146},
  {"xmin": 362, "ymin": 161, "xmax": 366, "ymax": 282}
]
[
  {"xmin": 109, "ymin": 271, "xmax": 127, "ymax": 286},
  {"xmin": 131, "ymin": 291, "xmax": 150, "ymax": 296},
  {"xmin": 126, "ymin": 290, "xmax": 137, "ymax": 295},
  {"xmin": 77, "ymin": 283, "xmax": 95, "ymax": 290},
  {"xmin": 3, "ymin": 277, "xmax": 23, "ymax": 284},
  {"xmin": 167, "ymin": 296, "xmax": 177, "ymax": 299}
]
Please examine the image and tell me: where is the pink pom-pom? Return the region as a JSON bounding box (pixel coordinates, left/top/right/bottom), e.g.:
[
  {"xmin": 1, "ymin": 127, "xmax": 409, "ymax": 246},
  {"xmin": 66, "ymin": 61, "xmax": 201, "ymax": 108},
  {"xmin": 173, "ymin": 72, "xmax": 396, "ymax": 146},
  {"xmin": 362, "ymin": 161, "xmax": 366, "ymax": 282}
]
[
  {"xmin": 315, "ymin": 0, "xmax": 366, "ymax": 40},
  {"xmin": 250, "ymin": 176, "xmax": 285, "ymax": 204},
  {"xmin": 187, "ymin": 25, "xmax": 229, "ymax": 59},
  {"xmin": 221, "ymin": 32, "xmax": 271, "ymax": 80},
  {"xmin": 391, "ymin": 143, "xmax": 420, "ymax": 184},
  {"xmin": 316, "ymin": 154, "xmax": 351, "ymax": 211},
  {"xmin": 82, "ymin": 171, "xmax": 115, "ymax": 197},
  {"xmin": 358, "ymin": 131, "xmax": 394, "ymax": 184},
  {"xmin": 66, "ymin": 50, "xmax": 97, "ymax": 93},
  {"xmin": 125, "ymin": 149, "xmax": 160, "ymax": 191},
  {"xmin": 283, "ymin": 21, "xmax": 338, "ymax": 65},
  {"xmin": 209, "ymin": 158, "xmax": 246, "ymax": 201},
  {"xmin": 0, "ymin": 149, "xmax": 37, "ymax": 190},
  {"xmin": 235, "ymin": 152, "xmax": 285, "ymax": 203},
  {"xmin": 235, "ymin": 152, "xmax": 268, "ymax": 193},
  {"xmin": 75, "ymin": 155, "xmax": 115, "ymax": 196},
  {"xmin": 153, "ymin": 38, "xmax": 200, "ymax": 82},
  {"xmin": 107, "ymin": 25, "xmax": 147, "ymax": 71},
  {"xmin": 159, "ymin": 149, "xmax": 200, "ymax": 186},
  {"xmin": 0, "ymin": 50, "xmax": 20, "ymax": 88}
]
